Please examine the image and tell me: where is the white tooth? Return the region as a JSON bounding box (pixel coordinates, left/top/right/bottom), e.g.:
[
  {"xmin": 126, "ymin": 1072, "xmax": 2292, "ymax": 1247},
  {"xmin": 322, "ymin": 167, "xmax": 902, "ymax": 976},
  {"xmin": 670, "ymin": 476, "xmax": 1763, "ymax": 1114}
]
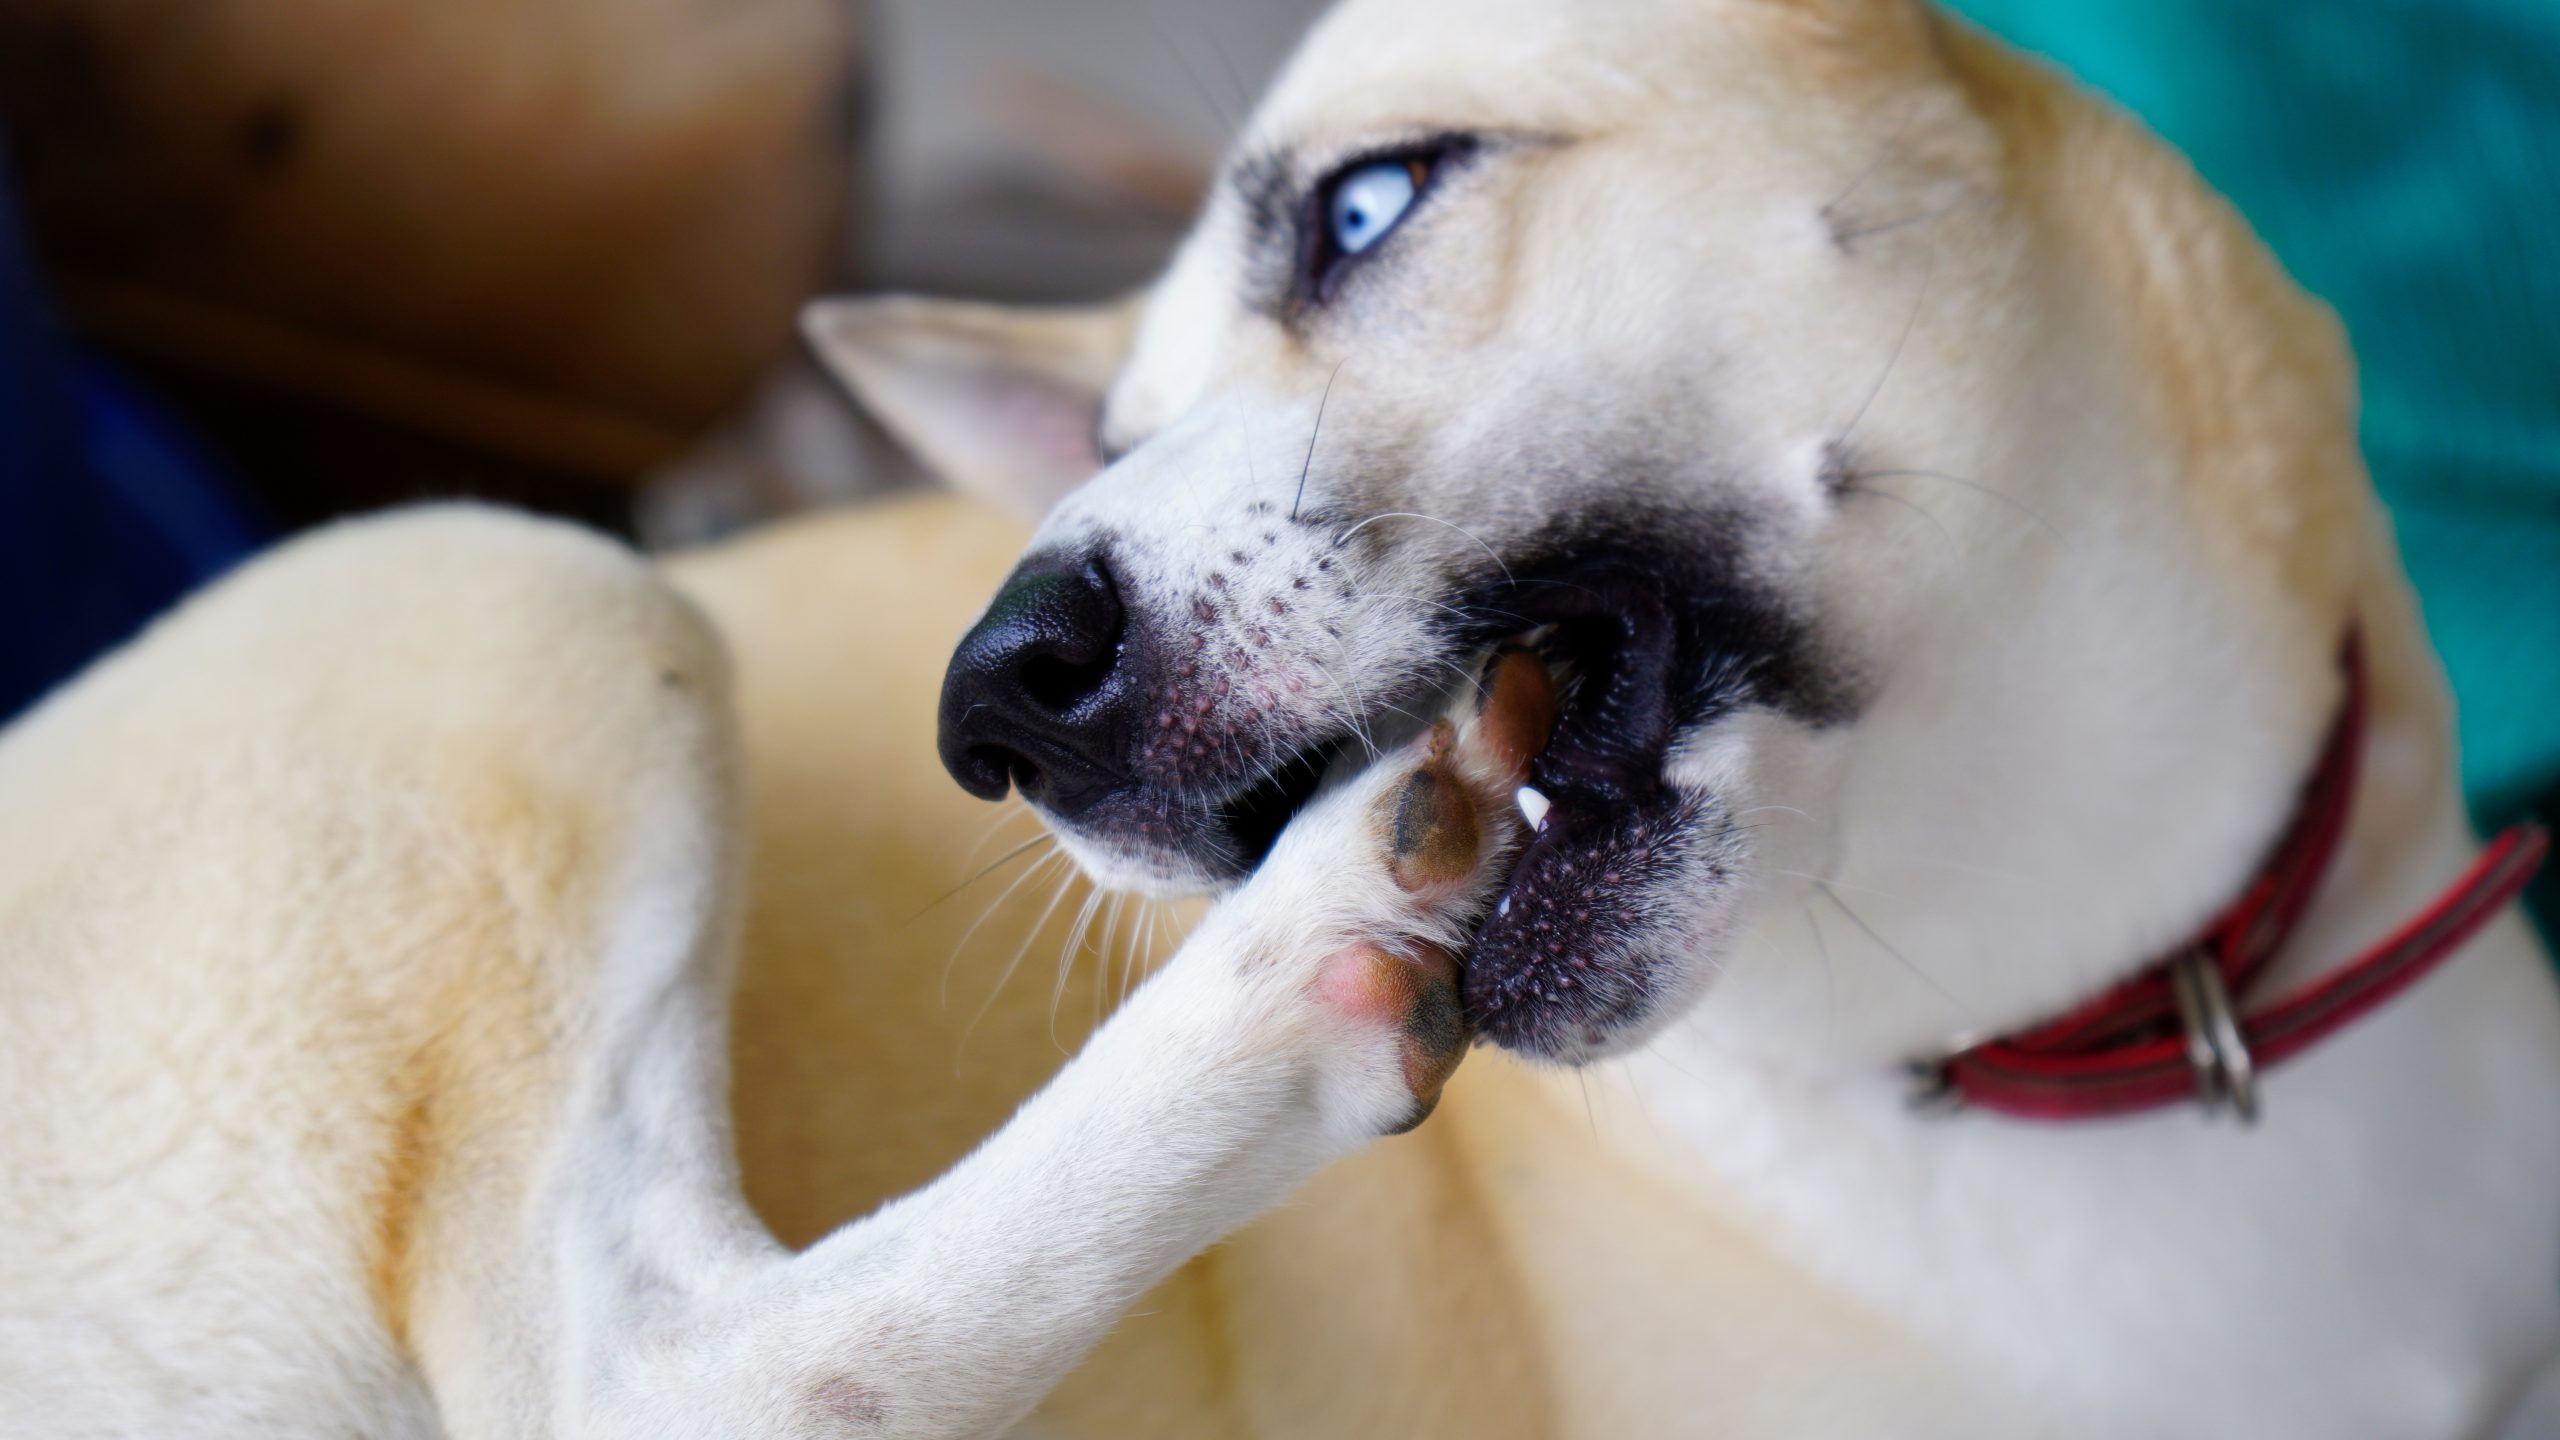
[
  {"xmin": 1497, "ymin": 895, "xmax": 1513, "ymax": 917},
  {"xmin": 1515, "ymin": 785, "xmax": 1552, "ymax": 831}
]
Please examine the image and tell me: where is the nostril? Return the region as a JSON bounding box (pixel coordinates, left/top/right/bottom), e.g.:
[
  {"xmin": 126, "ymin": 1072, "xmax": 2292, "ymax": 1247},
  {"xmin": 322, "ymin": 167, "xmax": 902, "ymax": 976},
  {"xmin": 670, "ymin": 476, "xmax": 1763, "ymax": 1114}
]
[
  {"xmin": 997, "ymin": 554, "xmax": 1124, "ymax": 717},
  {"xmin": 952, "ymin": 743, "xmax": 1020, "ymax": 802},
  {"xmin": 937, "ymin": 546, "xmax": 1140, "ymax": 813},
  {"xmin": 1022, "ymin": 650, "xmax": 1114, "ymax": 713}
]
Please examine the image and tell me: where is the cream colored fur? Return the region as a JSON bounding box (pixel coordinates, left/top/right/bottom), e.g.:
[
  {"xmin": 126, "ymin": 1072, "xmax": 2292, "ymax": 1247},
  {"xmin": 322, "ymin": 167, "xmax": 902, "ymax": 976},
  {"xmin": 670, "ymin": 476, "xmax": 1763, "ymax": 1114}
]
[
  {"xmin": 0, "ymin": 499, "xmax": 1520, "ymax": 1437},
  {"xmin": 6, "ymin": 0, "xmax": 2559, "ymax": 1436}
]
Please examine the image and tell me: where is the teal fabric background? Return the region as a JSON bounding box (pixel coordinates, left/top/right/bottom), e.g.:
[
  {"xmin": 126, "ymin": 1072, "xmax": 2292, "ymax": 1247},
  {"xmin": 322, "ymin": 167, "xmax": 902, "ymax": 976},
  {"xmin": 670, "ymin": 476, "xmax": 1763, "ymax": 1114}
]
[{"xmin": 1945, "ymin": 0, "xmax": 2560, "ymax": 938}]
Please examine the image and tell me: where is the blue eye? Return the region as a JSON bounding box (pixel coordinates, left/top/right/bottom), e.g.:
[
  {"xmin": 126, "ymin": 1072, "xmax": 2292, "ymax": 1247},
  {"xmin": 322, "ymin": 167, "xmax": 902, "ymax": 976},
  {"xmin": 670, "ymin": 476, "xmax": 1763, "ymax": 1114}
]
[
  {"xmin": 1299, "ymin": 140, "xmax": 1472, "ymax": 304},
  {"xmin": 1327, "ymin": 159, "xmax": 1421, "ymax": 257}
]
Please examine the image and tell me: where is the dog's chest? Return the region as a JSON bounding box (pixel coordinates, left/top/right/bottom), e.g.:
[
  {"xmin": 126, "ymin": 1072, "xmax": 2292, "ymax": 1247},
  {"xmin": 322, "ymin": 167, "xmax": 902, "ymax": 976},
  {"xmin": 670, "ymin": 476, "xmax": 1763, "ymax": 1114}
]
[{"xmin": 1600, "ymin": 931, "xmax": 2560, "ymax": 1438}]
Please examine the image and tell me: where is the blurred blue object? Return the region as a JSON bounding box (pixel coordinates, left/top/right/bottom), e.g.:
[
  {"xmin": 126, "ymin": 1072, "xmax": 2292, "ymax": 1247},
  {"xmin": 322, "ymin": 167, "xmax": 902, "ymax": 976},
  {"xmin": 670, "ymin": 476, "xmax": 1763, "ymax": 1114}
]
[
  {"xmin": 0, "ymin": 148, "xmax": 266, "ymax": 723},
  {"xmin": 1946, "ymin": 0, "xmax": 2560, "ymax": 936}
]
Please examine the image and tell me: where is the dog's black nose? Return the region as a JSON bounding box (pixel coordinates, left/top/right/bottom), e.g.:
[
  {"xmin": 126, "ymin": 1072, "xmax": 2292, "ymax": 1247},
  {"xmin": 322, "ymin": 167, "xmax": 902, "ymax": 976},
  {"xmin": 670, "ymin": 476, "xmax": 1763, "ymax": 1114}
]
[{"xmin": 939, "ymin": 548, "xmax": 1134, "ymax": 814}]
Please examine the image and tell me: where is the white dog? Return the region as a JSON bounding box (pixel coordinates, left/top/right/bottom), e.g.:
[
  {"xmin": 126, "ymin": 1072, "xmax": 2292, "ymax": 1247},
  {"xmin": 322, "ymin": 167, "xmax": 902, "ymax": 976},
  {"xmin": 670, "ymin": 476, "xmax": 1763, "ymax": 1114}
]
[{"xmin": 6, "ymin": 0, "xmax": 2557, "ymax": 1436}]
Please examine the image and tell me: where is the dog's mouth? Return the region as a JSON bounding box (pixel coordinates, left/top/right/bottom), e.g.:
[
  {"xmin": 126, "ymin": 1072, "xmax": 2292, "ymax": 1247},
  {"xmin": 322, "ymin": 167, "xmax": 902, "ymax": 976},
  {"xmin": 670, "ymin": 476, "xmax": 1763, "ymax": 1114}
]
[
  {"xmin": 1465, "ymin": 571, "xmax": 1698, "ymax": 1050},
  {"xmin": 1216, "ymin": 736, "xmax": 1354, "ymax": 875},
  {"xmin": 1216, "ymin": 564, "xmax": 1701, "ymax": 1056}
]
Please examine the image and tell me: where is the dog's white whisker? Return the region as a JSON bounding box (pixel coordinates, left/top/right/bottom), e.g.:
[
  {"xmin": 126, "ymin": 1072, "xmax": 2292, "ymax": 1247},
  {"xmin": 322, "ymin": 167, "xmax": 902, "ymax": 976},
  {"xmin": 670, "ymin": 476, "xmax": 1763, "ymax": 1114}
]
[
  {"xmin": 1855, "ymin": 467, "xmax": 2063, "ymax": 539},
  {"xmin": 1757, "ymin": 866, "xmax": 1909, "ymax": 904},
  {"xmin": 1812, "ymin": 879, "xmax": 1976, "ymax": 1024},
  {"xmin": 1104, "ymin": 890, "xmax": 1131, "ymax": 989},
  {"xmin": 911, "ymin": 831, "xmax": 1055, "ymax": 928},
  {"xmin": 1051, "ymin": 885, "xmax": 1110, "ymax": 1049},
  {"xmin": 957, "ymin": 858, "xmax": 1081, "ymax": 1065},
  {"xmin": 1729, "ymin": 804, "xmax": 1815, "ymax": 822},
  {"xmin": 1289, "ymin": 359, "xmax": 1347, "ymax": 521},
  {"xmin": 1833, "ymin": 257, "xmax": 1936, "ymax": 450},
  {"xmin": 1841, "ymin": 482, "xmax": 1955, "ymax": 543},
  {"xmin": 1795, "ymin": 903, "xmax": 1842, "ymax": 1045},
  {"xmin": 1819, "ymin": 100, "xmax": 1927, "ymax": 216},
  {"xmin": 1358, "ymin": 588, "xmax": 1497, "ymax": 628},
  {"xmin": 939, "ymin": 838, "xmax": 1064, "ymax": 1010},
  {"xmin": 1304, "ymin": 654, "xmax": 1383, "ymax": 762},
  {"xmin": 1827, "ymin": 193, "xmax": 1998, "ymax": 250},
  {"xmin": 1330, "ymin": 511, "xmax": 1516, "ymax": 587},
  {"xmin": 962, "ymin": 797, "xmax": 1045, "ymax": 855},
  {"xmin": 1084, "ymin": 890, "xmax": 1127, "ymax": 1040}
]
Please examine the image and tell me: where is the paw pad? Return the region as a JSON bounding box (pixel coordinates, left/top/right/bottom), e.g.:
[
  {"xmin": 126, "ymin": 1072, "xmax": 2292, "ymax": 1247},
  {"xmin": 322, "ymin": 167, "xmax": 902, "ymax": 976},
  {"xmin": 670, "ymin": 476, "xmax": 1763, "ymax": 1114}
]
[
  {"xmin": 1380, "ymin": 725, "xmax": 1481, "ymax": 895},
  {"xmin": 1316, "ymin": 942, "xmax": 1469, "ymax": 1132}
]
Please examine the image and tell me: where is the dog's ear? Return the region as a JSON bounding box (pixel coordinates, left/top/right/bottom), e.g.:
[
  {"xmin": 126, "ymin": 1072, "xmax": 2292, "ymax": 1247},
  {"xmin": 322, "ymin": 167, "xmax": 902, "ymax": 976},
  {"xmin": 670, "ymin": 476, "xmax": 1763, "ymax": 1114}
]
[{"xmin": 801, "ymin": 293, "xmax": 1144, "ymax": 519}]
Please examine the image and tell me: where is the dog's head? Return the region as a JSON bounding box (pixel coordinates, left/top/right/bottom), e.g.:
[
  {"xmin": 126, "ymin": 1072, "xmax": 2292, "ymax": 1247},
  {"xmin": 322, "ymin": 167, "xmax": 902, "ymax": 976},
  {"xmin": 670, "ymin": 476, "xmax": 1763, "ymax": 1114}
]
[{"xmin": 812, "ymin": 0, "xmax": 2371, "ymax": 1063}]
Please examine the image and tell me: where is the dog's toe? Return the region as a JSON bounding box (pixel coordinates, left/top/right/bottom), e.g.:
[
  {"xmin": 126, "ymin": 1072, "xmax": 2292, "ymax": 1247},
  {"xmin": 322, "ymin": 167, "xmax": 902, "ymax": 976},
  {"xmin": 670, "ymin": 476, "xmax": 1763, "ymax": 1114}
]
[{"xmin": 1315, "ymin": 941, "xmax": 1470, "ymax": 1132}]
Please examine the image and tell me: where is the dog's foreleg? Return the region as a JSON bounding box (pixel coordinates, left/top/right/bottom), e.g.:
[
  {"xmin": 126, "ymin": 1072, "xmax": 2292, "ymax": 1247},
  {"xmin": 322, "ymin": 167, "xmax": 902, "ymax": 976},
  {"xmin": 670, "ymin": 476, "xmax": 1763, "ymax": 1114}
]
[
  {"xmin": 572, "ymin": 732, "xmax": 1510, "ymax": 1438},
  {"xmin": 686, "ymin": 945, "xmax": 1462, "ymax": 1436}
]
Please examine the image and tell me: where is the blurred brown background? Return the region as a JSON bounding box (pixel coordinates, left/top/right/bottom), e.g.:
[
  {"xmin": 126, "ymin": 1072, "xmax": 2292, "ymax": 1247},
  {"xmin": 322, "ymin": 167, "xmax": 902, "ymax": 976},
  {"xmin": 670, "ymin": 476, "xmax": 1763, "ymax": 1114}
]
[{"xmin": 0, "ymin": 0, "xmax": 1326, "ymax": 546}]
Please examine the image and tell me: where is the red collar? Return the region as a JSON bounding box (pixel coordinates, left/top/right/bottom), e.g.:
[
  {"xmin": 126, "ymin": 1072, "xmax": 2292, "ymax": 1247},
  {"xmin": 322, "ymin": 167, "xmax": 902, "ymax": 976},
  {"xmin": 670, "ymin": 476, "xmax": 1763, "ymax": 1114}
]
[{"xmin": 1919, "ymin": 633, "xmax": 2548, "ymax": 1123}]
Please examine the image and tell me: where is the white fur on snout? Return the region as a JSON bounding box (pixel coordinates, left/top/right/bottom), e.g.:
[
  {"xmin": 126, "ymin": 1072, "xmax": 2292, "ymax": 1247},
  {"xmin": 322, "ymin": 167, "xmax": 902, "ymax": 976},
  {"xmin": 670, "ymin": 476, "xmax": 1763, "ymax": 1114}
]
[
  {"xmin": 1026, "ymin": 407, "xmax": 1480, "ymax": 893},
  {"xmin": 1095, "ymin": 505, "xmax": 1435, "ymax": 796}
]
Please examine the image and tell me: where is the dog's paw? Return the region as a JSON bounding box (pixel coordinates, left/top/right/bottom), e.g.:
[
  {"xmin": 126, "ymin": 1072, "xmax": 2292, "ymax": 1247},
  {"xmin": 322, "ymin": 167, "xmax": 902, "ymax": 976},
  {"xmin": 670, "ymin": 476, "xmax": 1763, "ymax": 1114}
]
[{"xmin": 1213, "ymin": 649, "xmax": 1555, "ymax": 1134}]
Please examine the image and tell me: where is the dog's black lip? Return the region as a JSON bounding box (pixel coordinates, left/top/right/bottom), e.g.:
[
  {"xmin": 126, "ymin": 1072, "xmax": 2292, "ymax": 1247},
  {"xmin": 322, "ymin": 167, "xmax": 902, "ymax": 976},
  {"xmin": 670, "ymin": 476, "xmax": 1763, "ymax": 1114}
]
[
  {"xmin": 1455, "ymin": 564, "xmax": 1691, "ymax": 1051},
  {"xmin": 1505, "ymin": 570, "xmax": 1680, "ymax": 810}
]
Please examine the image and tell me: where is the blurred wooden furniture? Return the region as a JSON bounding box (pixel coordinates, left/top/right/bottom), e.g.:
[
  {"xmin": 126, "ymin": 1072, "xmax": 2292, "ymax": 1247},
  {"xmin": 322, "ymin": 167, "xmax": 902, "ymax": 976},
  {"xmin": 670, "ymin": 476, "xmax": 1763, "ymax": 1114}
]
[{"xmin": 0, "ymin": 0, "xmax": 867, "ymax": 502}]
